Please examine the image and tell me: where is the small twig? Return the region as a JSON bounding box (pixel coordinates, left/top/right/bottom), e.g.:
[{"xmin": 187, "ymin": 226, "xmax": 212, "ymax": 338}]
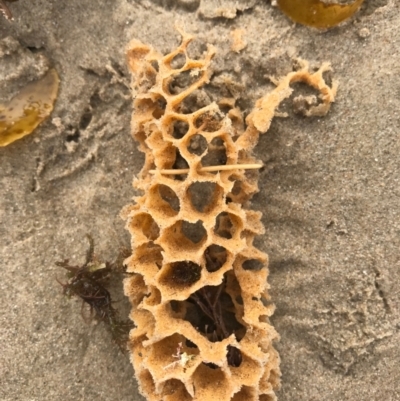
[
  {"xmin": 206, "ymin": 284, "xmax": 229, "ymax": 339},
  {"xmin": 149, "ymin": 163, "xmax": 263, "ymax": 175},
  {"xmin": 189, "ymin": 281, "xmax": 230, "ymax": 341},
  {"xmin": 191, "ymin": 292, "xmax": 215, "ymax": 323},
  {"xmin": 84, "ymin": 234, "xmax": 95, "ymax": 267}
]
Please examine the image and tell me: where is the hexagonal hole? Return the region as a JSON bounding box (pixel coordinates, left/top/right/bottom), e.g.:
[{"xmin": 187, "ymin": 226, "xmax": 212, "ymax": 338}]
[
  {"xmin": 163, "ymin": 220, "xmax": 207, "ymax": 252},
  {"xmin": 129, "ymin": 213, "xmax": 160, "ymax": 241},
  {"xmin": 136, "ymin": 97, "xmax": 166, "ymax": 120},
  {"xmin": 181, "ymin": 220, "xmax": 207, "ymax": 244},
  {"xmin": 169, "ymin": 53, "xmax": 187, "ymax": 69},
  {"xmin": 180, "ymin": 275, "xmax": 246, "ymax": 344},
  {"xmin": 201, "ymin": 137, "xmax": 227, "ymax": 169},
  {"xmin": 205, "ymin": 244, "xmax": 228, "ymax": 273},
  {"xmin": 187, "ymin": 181, "xmax": 223, "ymax": 213},
  {"xmin": 178, "ymin": 88, "xmax": 212, "ymax": 114},
  {"xmin": 148, "ymin": 334, "xmax": 199, "ymax": 375},
  {"xmin": 167, "ymin": 69, "xmax": 201, "ymax": 95},
  {"xmin": 194, "ymin": 111, "xmax": 223, "ymax": 132},
  {"xmin": 187, "ymin": 134, "xmax": 208, "ymax": 156},
  {"xmin": 160, "ymin": 261, "xmax": 202, "ymax": 288},
  {"xmin": 148, "ymin": 184, "xmax": 180, "ymax": 218},
  {"xmin": 171, "ymin": 119, "xmax": 189, "ymax": 139},
  {"xmin": 158, "ymin": 184, "xmax": 180, "ymax": 212},
  {"xmin": 214, "ymin": 212, "xmax": 240, "ymax": 239}
]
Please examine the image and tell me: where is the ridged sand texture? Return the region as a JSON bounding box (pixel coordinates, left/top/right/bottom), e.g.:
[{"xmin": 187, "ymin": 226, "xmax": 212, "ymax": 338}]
[{"xmin": 123, "ymin": 30, "xmax": 337, "ymax": 401}]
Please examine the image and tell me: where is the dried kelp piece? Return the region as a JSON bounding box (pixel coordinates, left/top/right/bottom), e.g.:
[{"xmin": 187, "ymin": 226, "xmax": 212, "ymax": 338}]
[
  {"xmin": 277, "ymin": 0, "xmax": 364, "ymax": 29},
  {"xmin": 124, "ymin": 29, "xmax": 336, "ymax": 401},
  {"xmin": 0, "ymin": 68, "xmax": 59, "ymax": 147}
]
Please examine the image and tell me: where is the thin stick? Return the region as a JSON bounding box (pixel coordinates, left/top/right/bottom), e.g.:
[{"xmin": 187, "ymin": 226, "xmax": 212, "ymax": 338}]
[{"xmin": 149, "ymin": 163, "xmax": 263, "ymax": 175}]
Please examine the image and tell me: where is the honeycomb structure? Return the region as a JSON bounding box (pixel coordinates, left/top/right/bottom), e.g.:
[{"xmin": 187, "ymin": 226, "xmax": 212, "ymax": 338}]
[{"xmin": 123, "ymin": 30, "xmax": 337, "ymax": 401}]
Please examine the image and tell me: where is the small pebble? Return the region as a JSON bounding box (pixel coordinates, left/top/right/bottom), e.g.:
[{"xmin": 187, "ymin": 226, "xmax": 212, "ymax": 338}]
[{"xmin": 358, "ymin": 27, "xmax": 371, "ymax": 39}]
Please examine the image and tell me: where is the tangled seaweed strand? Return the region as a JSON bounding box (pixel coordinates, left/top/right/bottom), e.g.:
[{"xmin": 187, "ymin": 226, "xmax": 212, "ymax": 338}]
[{"xmin": 57, "ymin": 235, "xmax": 133, "ymax": 352}]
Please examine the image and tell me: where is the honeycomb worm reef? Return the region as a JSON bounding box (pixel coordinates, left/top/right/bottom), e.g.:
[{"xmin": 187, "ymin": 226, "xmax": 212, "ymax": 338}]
[{"xmin": 122, "ymin": 30, "xmax": 337, "ymax": 401}]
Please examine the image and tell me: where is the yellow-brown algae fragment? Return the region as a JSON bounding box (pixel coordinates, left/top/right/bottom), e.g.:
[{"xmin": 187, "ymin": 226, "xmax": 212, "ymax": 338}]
[
  {"xmin": 123, "ymin": 30, "xmax": 336, "ymax": 401},
  {"xmin": 0, "ymin": 68, "xmax": 59, "ymax": 147},
  {"xmin": 277, "ymin": 0, "xmax": 364, "ymax": 29}
]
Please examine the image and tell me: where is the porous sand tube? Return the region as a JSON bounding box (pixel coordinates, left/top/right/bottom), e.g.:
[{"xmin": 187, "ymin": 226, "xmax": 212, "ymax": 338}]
[{"xmin": 122, "ymin": 30, "xmax": 337, "ymax": 401}]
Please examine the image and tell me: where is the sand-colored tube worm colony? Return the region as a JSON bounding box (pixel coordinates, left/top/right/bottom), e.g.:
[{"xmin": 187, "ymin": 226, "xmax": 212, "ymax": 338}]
[{"xmin": 122, "ymin": 30, "xmax": 337, "ymax": 401}]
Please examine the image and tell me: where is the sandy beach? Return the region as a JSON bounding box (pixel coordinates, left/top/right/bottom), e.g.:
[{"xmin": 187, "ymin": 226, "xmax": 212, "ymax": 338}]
[{"xmin": 1, "ymin": 1, "xmax": 399, "ymax": 400}]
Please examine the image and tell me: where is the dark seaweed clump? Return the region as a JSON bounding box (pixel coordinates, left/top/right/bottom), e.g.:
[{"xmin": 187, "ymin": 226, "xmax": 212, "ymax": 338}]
[{"xmin": 57, "ymin": 235, "xmax": 133, "ymax": 352}]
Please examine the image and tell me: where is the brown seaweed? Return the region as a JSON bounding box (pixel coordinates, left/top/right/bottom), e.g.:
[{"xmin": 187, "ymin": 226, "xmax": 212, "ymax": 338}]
[{"xmin": 57, "ymin": 235, "xmax": 133, "ymax": 352}]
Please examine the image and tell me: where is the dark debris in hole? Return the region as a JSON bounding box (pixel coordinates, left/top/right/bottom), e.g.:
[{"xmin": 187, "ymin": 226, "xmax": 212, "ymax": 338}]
[
  {"xmin": 168, "ymin": 70, "xmax": 200, "ymax": 95},
  {"xmin": 187, "ymin": 134, "xmax": 208, "ymax": 156},
  {"xmin": 167, "ymin": 261, "xmax": 202, "ymax": 286},
  {"xmin": 242, "ymin": 259, "xmax": 264, "ymax": 271},
  {"xmin": 158, "ymin": 184, "xmax": 180, "ymax": 212},
  {"xmin": 227, "ymin": 345, "xmax": 242, "ymax": 367},
  {"xmin": 172, "ymin": 149, "xmax": 189, "ymax": 169},
  {"xmin": 195, "ymin": 111, "xmax": 223, "ymax": 132},
  {"xmin": 201, "ymin": 137, "xmax": 227, "ymax": 168},
  {"xmin": 181, "ymin": 276, "xmax": 245, "ymax": 366},
  {"xmin": 205, "ymin": 244, "xmax": 227, "ymax": 272},
  {"xmin": 171, "ymin": 149, "xmax": 189, "ymax": 180},
  {"xmin": 214, "ymin": 212, "xmax": 234, "ymax": 239},
  {"xmin": 170, "ymin": 300, "xmax": 181, "ymax": 313},
  {"xmin": 181, "ymin": 220, "xmax": 207, "ymax": 244},
  {"xmin": 178, "ymin": 89, "xmax": 212, "ymax": 114},
  {"xmin": 153, "ymin": 96, "xmax": 167, "ymax": 119},
  {"xmin": 187, "ymin": 181, "xmax": 218, "ymax": 213},
  {"xmin": 172, "ymin": 119, "xmax": 189, "ymax": 139},
  {"xmin": 231, "ymin": 181, "xmax": 242, "ymax": 196}
]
